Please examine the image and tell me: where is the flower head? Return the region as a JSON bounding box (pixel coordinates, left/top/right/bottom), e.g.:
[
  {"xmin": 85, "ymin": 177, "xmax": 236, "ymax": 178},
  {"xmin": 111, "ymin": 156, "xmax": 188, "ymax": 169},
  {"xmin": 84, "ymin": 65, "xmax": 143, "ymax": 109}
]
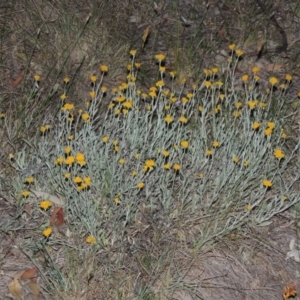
[
  {"xmin": 173, "ymin": 163, "xmax": 181, "ymax": 171},
  {"xmin": 43, "ymin": 227, "xmax": 52, "ymax": 238},
  {"xmin": 86, "ymin": 235, "xmax": 96, "ymax": 244},
  {"xmin": 181, "ymin": 140, "xmax": 189, "ymax": 149},
  {"xmin": 155, "ymin": 53, "xmax": 165, "ymax": 61},
  {"xmin": 137, "ymin": 182, "xmax": 145, "ymax": 189},
  {"xmin": 274, "ymin": 148, "xmax": 285, "ymax": 160},
  {"xmin": 100, "ymin": 65, "xmax": 108, "ymax": 73},
  {"xmin": 22, "ymin": 190, "xmax": 30, "ymax": 198},
  {"xmin": 212, "ymin": 141, "xmax": 219, "ymax": 148},
  {"xmin": 26, "ymin": 176, "xmax": 34, "ymax": 184},
  {"xmin": 269, "ymin": 76, "xmax": 278, "ymax": 85},
  {"xmin": 40, "ymin": 200, "xmax": 52, "ymax": 210},
  {"xmin": 165, "ymin": 115, "xmax": 173, "ymax": 124},
  {"xmin": 262, "ymin": 179, "xmax": 272, "ymax": 188}
]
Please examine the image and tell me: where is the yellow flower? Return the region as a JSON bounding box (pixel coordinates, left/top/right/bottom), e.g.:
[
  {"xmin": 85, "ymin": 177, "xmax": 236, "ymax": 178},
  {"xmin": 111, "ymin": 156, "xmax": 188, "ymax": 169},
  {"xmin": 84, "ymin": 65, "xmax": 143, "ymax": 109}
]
[
  {"xmin": 206, "ymin": 149, "xmax": 213, "ymax": 156},
  {"xmin": 181, "ymin": 97, "xmax": 188, "ymax": 105},
  {"xmin": 130, "ymin": 49, "xmax": 137, "ymax": 56},
  {"xmin": 64, "ymin": 173, "xmax": 71, "ymax": 179},
  {"xmin": 232, "ymin": 156, "xmax": 239, "ymax": 163},
  {"xmin": 163, "ymin": 163, "xmax": 171, "ymax": 170},
  {"xmin": 281, "ymin": 132, "xmax": 287, "ymax": 139},
  {"xmin": 229, "ymin": 43, "xmax": 236, "ymax": 50},
  {"xmin": 155, "ymin": 53, "xmax": 165, "ymax": 61},
  {"xmin": 243, "ymin": 160, "xmax": 249, "ymax": 167},
  {"xmin": 234, "ymin": 102, "xmax": 242, "ymax": 109},
  {"xmin": 159, "ymin": 66, "xmax": 166, "ymax": 73},
  {"xmin": 116, "ymin": 95, "xmax": 126, "ymax": 103},
  {"xmin": 137, "ymin": 182, "xmax": 145, "ymax": 189},
  {"xmin": 173, "ymin": 163, "xmax": 181, "ymax": 171},
  {"xmin": 269, "ymin": 76, "xmax": 278, "ymax": 85},
  {"xmin": 212, "ymin": 67, "xmax": 218, "ymax": 73},
  {"xmin": 65, "ymin": 156, "xmax": 75, "ymax": 165},
  {"xmin": 262, "ymin": 179, "xmax": 272, "ymax": 188},
  {"xmin": 254, "ymin": 75, "xmax": 260, "ymax": 81},
  {"xmin": 123, "ymin": 99, "xmax": 133, "ymax": 109},
  {"xmin": 235, "ymin": 49, "xmax": 244, "ymax": 56},
  {"xmin": 101, "ymin": 86, "xmax": 107, "ymax": 93},
  {"xmin": 131, "ymin": 171, "xmax": 137, "ymax": 177},
  {"xmin": 89, "ymin": 91, "xmax": 96, "ymax": 98},
  {"xmin": 247, "ymin": 100, "xmax": 256, "ymax": 110},
  {"xmin": 114, "ymin": 197, "xmax": 121, "ymax": 204},
  {"xmin": 252, "ymin": 122, "xmax": 260, "ymax": 130},
  {"xmin": 274, "ymin": 148, "xmax": 284, "ymax": 160},
  {"xmin": 22, "ymin": 190, "xmax": 30, "ymax": 198},
  {"xmin": 43, "ymin": 227, "xmax": 52, "ymax": 238},
  {"xmin": 242, "ymin": 74, "xmax": 249, "ymax": 82},
  {"xmin": 65, "ymin": 146, "xmax": 72, "ymax": 154},
  {"xmin": 135, "ymin": 62, "xmax": 141, "ymax": 69},
  {"xmin": 86, "ymin": 235, "xmax": 96, "ymax": 244},
  {"xmin": 198, "ymin": 105, "xmax": 203, "ymax": 112},
  {"xmin": 102, "ymin": 136, "xmax": 109, "ymax": 143},
  {"xmin": 204, "ymin": 81, "xmax": 212, "ymax": 88},
  {"xmin": 156, "ymin": 80, "xmax": 164, "ymax": 87},
  {"xmin": 203, "ymin": 69, "xmax": 211, "ymax": 76},
  {"xmin": 252, "ymin": 66, "xmax": 260, "ymax": 73},
  {"xmin": 68, "ymin": 135, "xmax": 74, "ymax": 141},
  {"xmin": 55, "ymin": 156, "xmax": 64, "ymax": 165},
  {"xmin": 63, "ymin": 77, "xmax": 70, "ymax": 83},
  {"xmin": 119, "ymin": 158, "xmax": 125, "ymax": 165},
  {"xmin": 60, "ymin": 93, "xmax": 67, "ymax": 100},
  {"xmin": 83, "ymin": 177, "xmax": 91, "ymax": 186},
  {"xmin": 100, "ymin": 65, "xmax": 108, "ymax": 73},
  {"xmin": 170, "ymin": 71, "xmax": 176, "ymax": 77},
  {"xmin": 212, "ymin": 141, "xmax": 219, "ymax": 148},
  {"xmin": 34, "ymin": 74, "xmax": 40, "ymax": 81},
  {"xmin": 149, "ymin": 91, "xmax": 157, "ymax": 98},
  {"xmin": 90, "ymin": 75, "xmax": 97, "ymax": 82},
  {"xmin": 81, "ymin": 113, "xmax": 90, "ymax": 123},
  {"xmin": 246, "ymin": 205, "xmax": 252, "ymax": 211},
  {"xmin": 40, "ymin": 200, "xmax": 52, "ymax": 210},
  {"xmin": 165, "ymin": 115, "xmax": 173, "ymax": 124},
  {"xmin": 26, "ymin": 176, "xmax": 34, "ymax": 184},
  {"xmin": 161, "ymin": 150, "xmax": 169, "ymax": 157},
  {"xmin": 199, "ymin": 173, "xmax": 204, "ymax": 179},
  {"xmin": 73, "ymin": 176, "xmax": 82, "ymax": 184},
  {"xmin": 232, "ymin": 110, "xmax": 242, "ymax": 118},
  {"xmin": 179, "ymin": 116, "xmax": 188, "ymax": 124},
  {"xmin": 0, "ymin": 113, "xmax": 5, "ymax": 119},
  {"xmin": 267, "ymin": 121, "xmax": 275, "ymax": 129},
  {"xmin": 280, "ymin": 83, "xmax": 286, "ymax": 90},
  {"xmin": 62, "ymin": 103, "xmax": 74, "ymax": 111},
  {"xmin": 285, "ymin": 74, "xmax": 292, "ymax": 81},
  {"xmin": 145, "ymin": 159, "xmax": 155, "ymax": 170},
  {"xmin": 76, "ymin": 152, "xmax": 86, "ymax": 165},
  {"xmin": 181, "ymin": 140, "xmax": 189, "ymax": 149},
  {"xmin": 259, "ymin": 102, "xmax": 267, "ymax": 109},
  {"xmin": 264, "ymin": 128, "xmax": 272, "ymax": 136}
]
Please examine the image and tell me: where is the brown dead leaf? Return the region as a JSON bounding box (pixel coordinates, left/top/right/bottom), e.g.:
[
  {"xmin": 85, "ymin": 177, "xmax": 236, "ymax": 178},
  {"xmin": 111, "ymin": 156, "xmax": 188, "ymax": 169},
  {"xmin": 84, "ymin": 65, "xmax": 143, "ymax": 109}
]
[
  {"xmin": 28, "ymin": 278, "xmax": 40, "ymax": 300},
  {"xmin": 50, "ymin": 207, "xmax": 65, "ymax": 226},
  {"xmin": 20, "ymin": 267, "xmax": 37, "ymax": 280},
  {"xmin": 257, "ymin": 38, "xmax": 265, "ymax": 56},
  {"xmin": 282, "ymin": 284, "xmax": 297, "ymax": 300},
  {"xmin": 8, "ymin": 270, "xmax": 24, "ymax": 300},
  {"xmin": 8, "ymin": 70, "xmax": 24, "ymax": 87},
  {"xmin": 142, "ymin": 25, "xmax": 151, "ymax": 49}
]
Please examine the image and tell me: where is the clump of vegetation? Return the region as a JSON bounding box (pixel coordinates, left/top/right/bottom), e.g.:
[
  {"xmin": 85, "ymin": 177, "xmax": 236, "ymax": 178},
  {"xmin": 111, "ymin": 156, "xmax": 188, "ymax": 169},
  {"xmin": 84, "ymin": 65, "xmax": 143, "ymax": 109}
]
[{"xmin": 1, "ymin": 44, "xmax": 299, "ymax": 298}]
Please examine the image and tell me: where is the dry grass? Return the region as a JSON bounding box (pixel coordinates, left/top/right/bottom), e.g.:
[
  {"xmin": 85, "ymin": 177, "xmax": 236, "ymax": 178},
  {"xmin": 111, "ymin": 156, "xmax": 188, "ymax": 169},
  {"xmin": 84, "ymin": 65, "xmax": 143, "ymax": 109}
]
[{"xmin": 1, "ymin": 1, "xmax": 300, "ymax": 299}]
